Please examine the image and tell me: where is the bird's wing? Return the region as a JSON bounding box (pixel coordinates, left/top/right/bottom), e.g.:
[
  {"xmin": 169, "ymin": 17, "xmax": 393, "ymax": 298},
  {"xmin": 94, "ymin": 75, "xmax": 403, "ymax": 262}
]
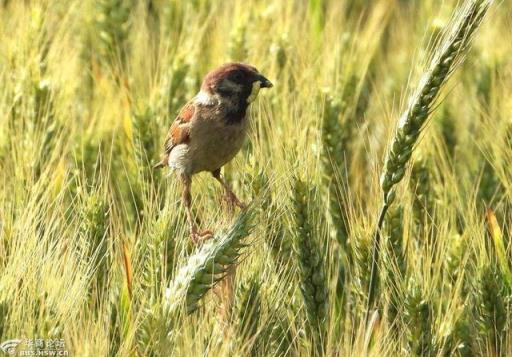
[
  {"xmin": 164, "ymin": 102, "xmax": 195, "ymax": 152},
  {"xmin": 154, "ymin": 101, "xmax": 195, "ymax": 169}
]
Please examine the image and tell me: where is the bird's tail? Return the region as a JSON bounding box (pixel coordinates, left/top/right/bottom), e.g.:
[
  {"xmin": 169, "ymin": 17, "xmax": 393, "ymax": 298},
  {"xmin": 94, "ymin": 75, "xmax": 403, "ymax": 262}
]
[{"xmin": 153, "ymin": 155, "xmax": 168, "ymax": 170}]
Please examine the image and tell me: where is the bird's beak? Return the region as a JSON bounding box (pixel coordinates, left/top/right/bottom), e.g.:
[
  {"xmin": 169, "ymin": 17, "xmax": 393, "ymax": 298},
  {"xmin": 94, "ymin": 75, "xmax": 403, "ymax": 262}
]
[{"xmin": 258, "ymin": 75, "xmax": 273, "ymax": 88}]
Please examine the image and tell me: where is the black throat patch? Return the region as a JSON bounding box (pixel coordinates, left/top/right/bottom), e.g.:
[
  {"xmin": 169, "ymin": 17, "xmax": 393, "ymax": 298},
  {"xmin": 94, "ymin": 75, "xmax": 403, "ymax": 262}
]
[{"xmin": 224, "ymin": 89, "xmax": 251, "ymax": 125}]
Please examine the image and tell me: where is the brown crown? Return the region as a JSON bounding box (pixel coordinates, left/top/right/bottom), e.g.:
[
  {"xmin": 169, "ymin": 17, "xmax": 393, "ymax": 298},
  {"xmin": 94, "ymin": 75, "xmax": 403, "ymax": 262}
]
[{"xmin": 201, "ymin": 63, "xmax": 260, "ymax": 92}]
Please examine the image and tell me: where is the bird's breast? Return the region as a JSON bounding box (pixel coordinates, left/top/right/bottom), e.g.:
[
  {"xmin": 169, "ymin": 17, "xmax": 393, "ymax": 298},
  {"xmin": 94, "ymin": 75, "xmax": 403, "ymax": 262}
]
[{"xmin": 187, "ymin": 113, "xmax": 248, "ymax": 174}]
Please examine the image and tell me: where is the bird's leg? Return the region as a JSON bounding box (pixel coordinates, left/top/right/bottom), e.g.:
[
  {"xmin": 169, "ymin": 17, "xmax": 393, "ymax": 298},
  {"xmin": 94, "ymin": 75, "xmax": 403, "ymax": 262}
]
[
  {"xmin": 212, "ymin": 169, "xmax": 246, "ymax": 210},
  {"xmin": 180, "ymin": 174, "xmax": 213, "ymax": 243}
]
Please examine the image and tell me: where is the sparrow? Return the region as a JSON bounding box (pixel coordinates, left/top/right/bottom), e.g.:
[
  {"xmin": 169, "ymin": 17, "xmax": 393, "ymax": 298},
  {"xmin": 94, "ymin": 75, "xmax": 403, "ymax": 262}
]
[{"xmin": 154, "ymin": 63, "xmax": 273, "ymax": 243}]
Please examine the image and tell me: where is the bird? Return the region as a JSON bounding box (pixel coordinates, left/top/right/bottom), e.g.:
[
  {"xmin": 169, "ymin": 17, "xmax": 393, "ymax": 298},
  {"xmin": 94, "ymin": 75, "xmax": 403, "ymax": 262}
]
[{"xmin": 154, "ymin": 62, "xmax": 273, "ymax": 243}]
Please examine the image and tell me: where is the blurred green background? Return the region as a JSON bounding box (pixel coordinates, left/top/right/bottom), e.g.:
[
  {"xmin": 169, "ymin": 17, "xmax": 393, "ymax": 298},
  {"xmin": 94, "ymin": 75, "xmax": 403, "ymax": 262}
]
[{"xmin": 0, "ymin": 0, "xmax": 510, "ymax": 355}]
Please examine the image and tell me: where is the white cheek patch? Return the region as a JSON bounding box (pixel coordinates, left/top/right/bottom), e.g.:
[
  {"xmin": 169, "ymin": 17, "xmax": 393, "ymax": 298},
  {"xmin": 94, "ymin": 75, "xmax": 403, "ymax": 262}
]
[
  {"xmin": 195, "ymin": 90, "xmax": 218, "ymax": 106},
  {"xmin": 246, "ymin": 81, "xmax": 261, "ymax": 103}
]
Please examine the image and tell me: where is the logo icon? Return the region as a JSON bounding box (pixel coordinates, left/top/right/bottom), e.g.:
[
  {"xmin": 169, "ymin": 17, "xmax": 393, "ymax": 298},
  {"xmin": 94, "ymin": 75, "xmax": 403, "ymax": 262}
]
[{"xmin": 0, "ymin": 340, "xmax": 22, "ymax": 355}]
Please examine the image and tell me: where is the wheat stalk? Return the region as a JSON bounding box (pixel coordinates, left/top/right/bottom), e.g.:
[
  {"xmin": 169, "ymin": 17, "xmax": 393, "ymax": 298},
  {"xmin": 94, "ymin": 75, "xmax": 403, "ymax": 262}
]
[{"xmin": 367, "ymin": 0, "xmax": 493, "ymax": 318}]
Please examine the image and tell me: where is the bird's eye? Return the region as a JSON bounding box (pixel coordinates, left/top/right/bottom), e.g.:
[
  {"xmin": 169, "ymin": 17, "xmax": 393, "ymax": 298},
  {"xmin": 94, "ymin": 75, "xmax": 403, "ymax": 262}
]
[{"xmin": 232, "ymin": 71, "xmax": 243, "ymax": 81}]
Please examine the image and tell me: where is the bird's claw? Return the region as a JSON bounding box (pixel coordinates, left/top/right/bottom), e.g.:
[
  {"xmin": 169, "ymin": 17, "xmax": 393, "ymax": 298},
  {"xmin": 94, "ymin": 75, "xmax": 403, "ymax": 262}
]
[
  {"xmin": 223, "ymin": 191, "xmax": 246, "ymax": 211},
  {"xmin": 191, "ymin": 229, "xmax": 214, "ymax": 244}
]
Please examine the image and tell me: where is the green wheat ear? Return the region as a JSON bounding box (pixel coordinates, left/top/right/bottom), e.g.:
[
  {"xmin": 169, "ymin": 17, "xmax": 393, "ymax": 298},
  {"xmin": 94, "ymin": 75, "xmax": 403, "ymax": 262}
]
[
  {"xmin": 228, "ymin": 23, "xmax": 249, "ymax": 61},
  {"xmin": 476, "ymin": 265, "xmax": 507, "ymax": 354},
  {"xmin": 291, "ymin": 177, "xmax": 328, "ymax": 347},
  {"xmin": 94, "ymin": 0, "xmax": 132, "ymax": 66},
  {"xmin": 163, "ymin": 207, "xmax": 255, "ymax": 318},
  {"xmin": 367, "ymin": 0, "xmax": 493, "ymax": 318},
  {"xmin": 0, "ymin": 300, "xmax": 7, "ymax": 337},
  {"xmin": 404, "ymin": 281, "xmax": 432, "ymax": 355},
  {"xmin": 78, "ymin": 190, "xmax": 110, "ymax": 292},
  {"xmin": 234, "ymin": 274, "xmax": 262, "ymax": 351}
]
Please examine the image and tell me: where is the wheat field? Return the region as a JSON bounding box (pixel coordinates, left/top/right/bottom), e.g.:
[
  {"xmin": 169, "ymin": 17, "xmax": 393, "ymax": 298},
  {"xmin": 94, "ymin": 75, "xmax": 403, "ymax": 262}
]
[{"xmin": 0, "ymin": 0, "xmax": 511, "ymax": 356}]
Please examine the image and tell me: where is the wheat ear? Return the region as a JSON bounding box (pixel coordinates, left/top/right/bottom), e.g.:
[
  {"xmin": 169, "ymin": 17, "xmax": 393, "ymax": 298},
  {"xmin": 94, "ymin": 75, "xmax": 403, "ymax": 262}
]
[
  {"xmin": 292, "ymin": 177, "xmax": 328, "ymax": 348},
  {"xmin": 163, "ymin": 208, "xmax": 254, "ymax": 318},
  {"xmin": 367, "ymin": 0, "xmax": 493, "ymax": 319}
]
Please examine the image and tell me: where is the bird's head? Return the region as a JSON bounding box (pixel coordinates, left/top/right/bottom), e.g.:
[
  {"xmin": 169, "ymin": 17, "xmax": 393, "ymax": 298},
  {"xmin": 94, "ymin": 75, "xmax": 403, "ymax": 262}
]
[{"xmin": 200, "ymin": 63, "xmax": 273, "ymax": 105}]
